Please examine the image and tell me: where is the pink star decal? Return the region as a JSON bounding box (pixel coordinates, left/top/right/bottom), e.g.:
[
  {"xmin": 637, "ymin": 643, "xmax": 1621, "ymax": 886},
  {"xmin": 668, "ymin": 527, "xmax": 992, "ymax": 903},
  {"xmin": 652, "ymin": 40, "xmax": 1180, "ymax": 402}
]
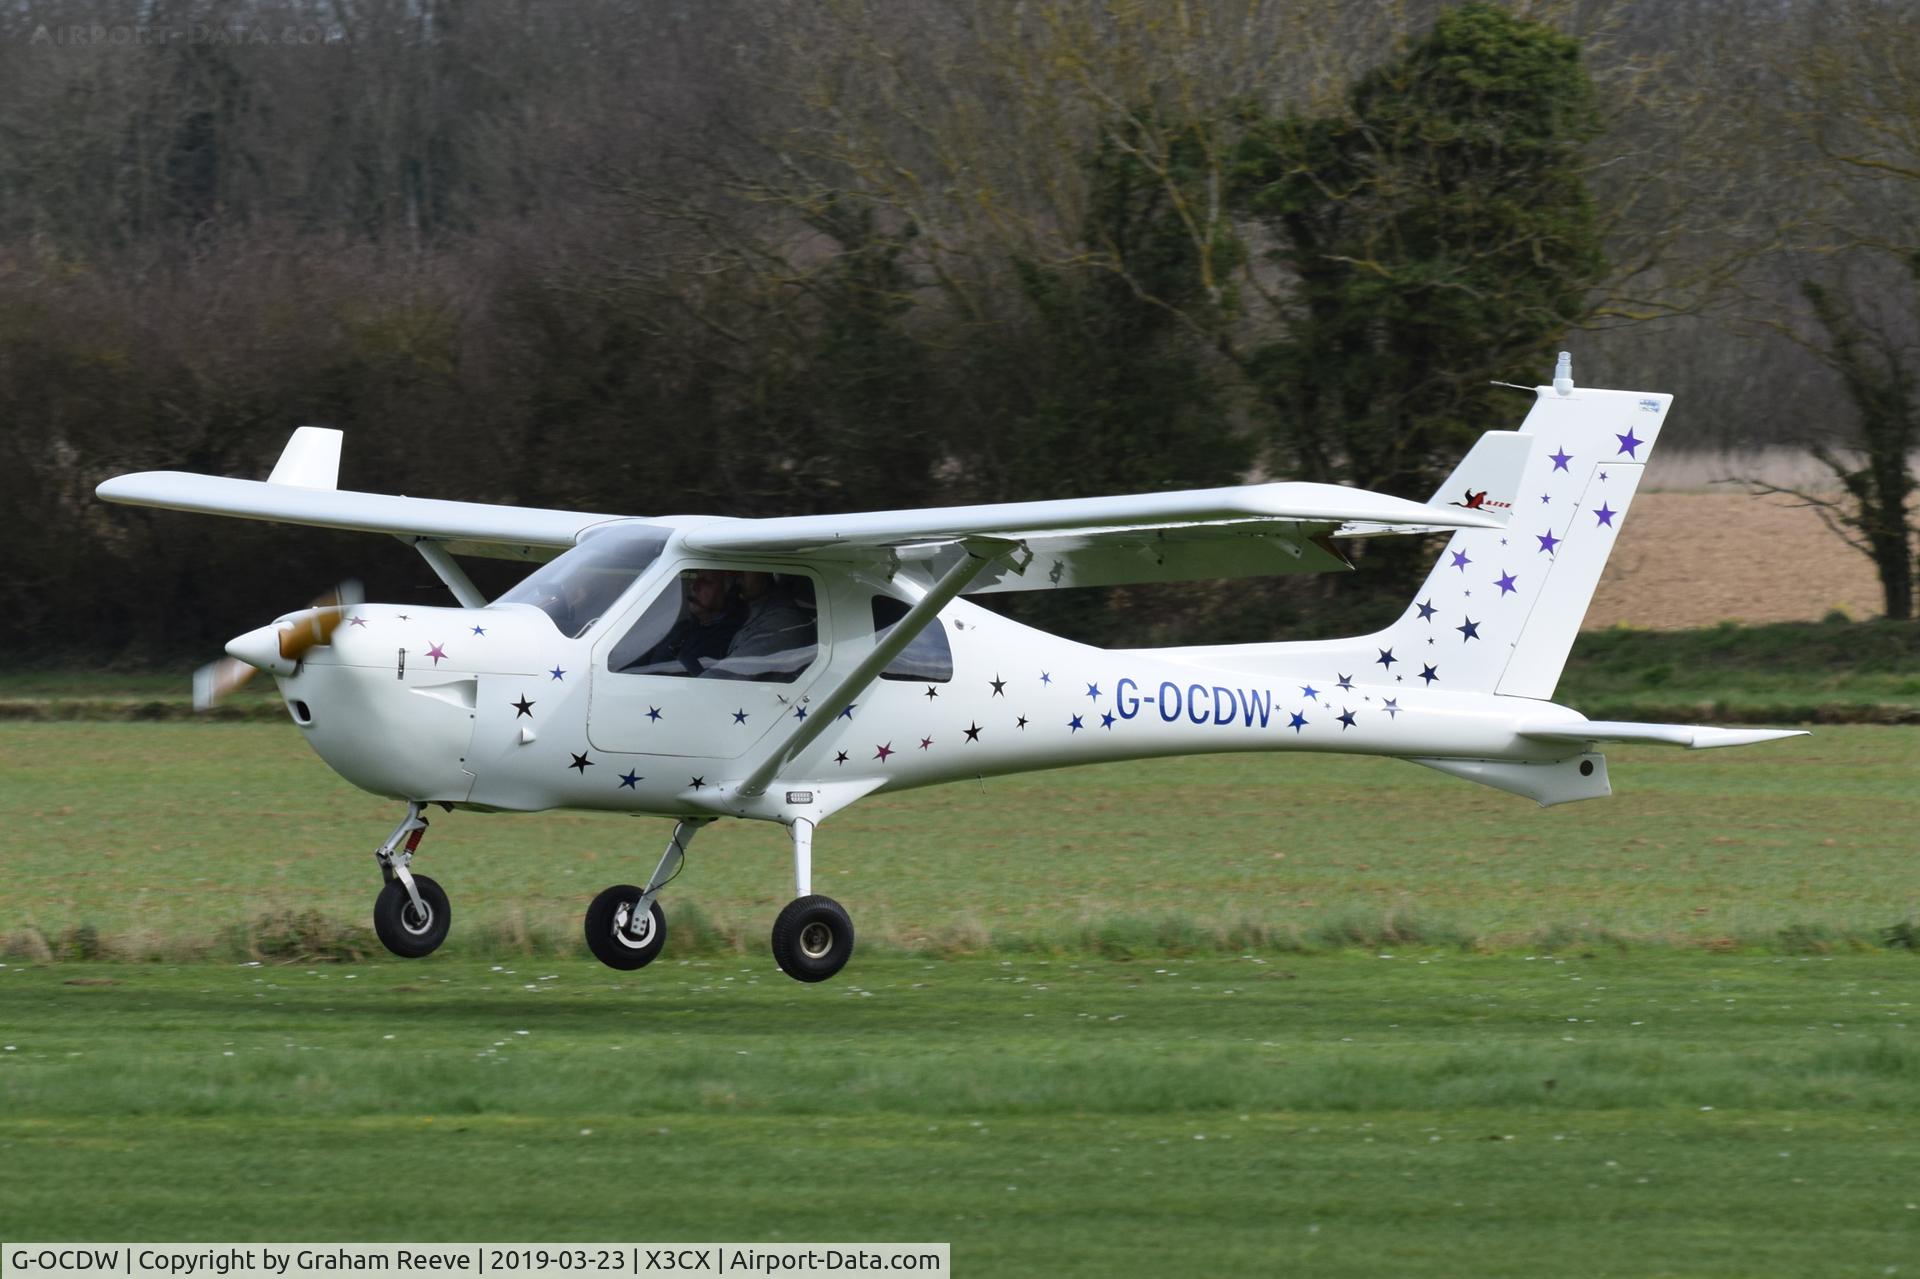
[
  {"xmin": 426, "ymin": 642, "xmax": 448, "ymax": 665},
  {"xmin": 347, "ymin": 616, "xmax": 368, "ymax": 628},
  {"xmin": 874, "ymin": 743, "xmax": 895, "ymax": 762}
]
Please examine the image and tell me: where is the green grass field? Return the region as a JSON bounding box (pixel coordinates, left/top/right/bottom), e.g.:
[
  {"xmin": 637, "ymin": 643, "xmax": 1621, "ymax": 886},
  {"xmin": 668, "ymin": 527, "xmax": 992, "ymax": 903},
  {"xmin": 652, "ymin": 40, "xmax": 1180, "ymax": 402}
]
[
  {"xmin": 2, "ymin": 953, "xmax": 1916, "ymax": 1274},
  {"xmin": 4, "ymin": 716, "xmax": 1917, "ymax": 1272},
  {"xmin": 3, "ymin": 722, "xmax": 1915, "ymax": 958}
]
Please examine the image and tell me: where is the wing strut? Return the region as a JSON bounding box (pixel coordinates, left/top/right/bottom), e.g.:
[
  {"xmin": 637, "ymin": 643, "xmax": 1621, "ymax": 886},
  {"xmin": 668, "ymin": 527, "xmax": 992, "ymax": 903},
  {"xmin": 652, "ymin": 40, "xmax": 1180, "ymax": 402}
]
[
  {"xmin": 736, "ymin": 538, "xmax": 1015, "ymax": 799},
  {"xmin": 403, "ymin": 537, "xmax": 487, "ymax": 608}
]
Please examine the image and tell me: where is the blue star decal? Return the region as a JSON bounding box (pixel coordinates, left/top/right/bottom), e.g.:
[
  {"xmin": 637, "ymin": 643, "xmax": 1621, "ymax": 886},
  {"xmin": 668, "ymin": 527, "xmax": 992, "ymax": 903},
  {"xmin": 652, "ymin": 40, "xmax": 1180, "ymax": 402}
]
[
  {"xmin": 1419, "ymin": 664, "xmax": 1440, "ymax": 685},
  {"xmin": 1537, "ymin": 530, "xmax": 1561, "ymax": 555},
  {"xmin": 731, "ymin": 708, "xmax": 748, "ymax": 724},
  {"xmin": 793, "ymin": 705, "xmax": 808, "ymax": 720},
  {"xmin": 1540, "ymin": 493, "xmax": 1552, "ymax": 505},
  {"xmin": 1068, "ymin": 714, "xmax": 1084, "ymax": 733},
  {"xmin": 1337, "ymin": 708, "xmax": 1357, "ymax": 730},
  {"xmin": 1040, "ymin": 671, "xmax": 1052, "ymax": 685},
  {"xmin": 1301, "ymin": 684, "xmax": 1319, "ymax": 701},
  {"xmin": 1550, "ymin": 447, "xmax": 1573, "ymax": 471},
  {"xmin": 1495, "ymin": 571, "xmax": 1518, "ymax": 596},
  {"xmin": 1383, "ymin": 698, "xmax": 1401, "ymax": 719},
  {"xmin": 1336, "ymin": 673, "xmax": 1354, "ymax": 690},
  {"xmin": 1288, "ymin": 711, "xmax": 1308, "ymax": 733},
  {"xmin": 470, "ymin": 625, "xmax": 486, "ymax": 636},
  {"xmin": 1086, "ymin": 682, "xmax": 1101, "ymax": 701},
  {"xmin": 549, "ymin": 666, "xmax": 566, "ymax": 681},
  {"xmin": 838, "ymin": 704, "xmax": 857, "ymax": 720},
  {"xmin": 646, "ymin": 705, "xmax": 662, "ymax": 722},
  {"xmin": 1450, "ymin": 550, "xmax": 1472, "ymax": 571},
  {"xmin": 1457, "ymin": 618, "xmax": 1480, "ymax": 642},
  {"xmin": 1594, "ymin": 503, "xmax": 1617, "ymax": 527},
  {"xmin": 1377, "ymin": 648, "xmax": 1397, "ymax": 669},
  {"xmin": 1615, "ymin": 429, "xmax": 1643, "ymax": 458},
  {"xmin": 618, "ymin": 770, "xmax": 641, "ymax": 789},
  {"xmin": 1415, "ymin": 599, "xmax": 1437, "ymax": 622},
  {"xmin": 1100, "ymin": 711, "xmax": 1116, "ymax": 729}
]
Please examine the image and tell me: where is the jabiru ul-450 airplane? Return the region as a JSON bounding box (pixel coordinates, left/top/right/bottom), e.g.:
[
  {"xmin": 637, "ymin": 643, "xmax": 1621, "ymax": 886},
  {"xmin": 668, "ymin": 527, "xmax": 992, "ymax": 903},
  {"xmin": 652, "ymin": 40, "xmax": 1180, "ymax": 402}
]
[{"xmin": 95, "ymin": 354, "xmax": 1802, "ymax": 982}]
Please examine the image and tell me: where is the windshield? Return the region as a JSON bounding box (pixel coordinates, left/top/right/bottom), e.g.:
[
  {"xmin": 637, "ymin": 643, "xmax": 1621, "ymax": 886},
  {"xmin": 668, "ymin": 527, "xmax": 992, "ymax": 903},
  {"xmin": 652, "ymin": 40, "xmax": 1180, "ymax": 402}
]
[{"xmin": 493, "ymin": 524, "xmax": 671, "ymax": 638}]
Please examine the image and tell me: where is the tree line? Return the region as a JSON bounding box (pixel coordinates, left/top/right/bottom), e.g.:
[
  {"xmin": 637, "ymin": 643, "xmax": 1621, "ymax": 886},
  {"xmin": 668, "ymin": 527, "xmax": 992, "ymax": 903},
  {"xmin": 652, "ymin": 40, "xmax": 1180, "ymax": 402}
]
[{"xmin": 1, "ymin": 0, "xmax": 1915, "ymax": 664}]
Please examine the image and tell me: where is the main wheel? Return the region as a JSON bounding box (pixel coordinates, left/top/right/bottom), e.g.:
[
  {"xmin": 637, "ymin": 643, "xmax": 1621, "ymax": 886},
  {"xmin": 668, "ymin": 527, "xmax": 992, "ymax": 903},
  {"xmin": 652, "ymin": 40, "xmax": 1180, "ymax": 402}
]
[
  {"xmin": 585, "ymin": 884, "xmax": 667, "ymax": 971},
  {"xmin": 373, "ymin": 874, "xmax": 451, "ymax": 958},
  {"xmin": 771, "ymin": 895, "xmax": 854, "ymax": 983}
]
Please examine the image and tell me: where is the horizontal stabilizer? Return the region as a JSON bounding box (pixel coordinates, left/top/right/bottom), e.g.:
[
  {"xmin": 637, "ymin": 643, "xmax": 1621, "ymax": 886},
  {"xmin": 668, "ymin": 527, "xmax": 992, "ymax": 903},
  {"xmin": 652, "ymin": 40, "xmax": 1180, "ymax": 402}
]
[{"xmin": 1516, "ymin": 719, "xmax": 1809, "ymax": 750}]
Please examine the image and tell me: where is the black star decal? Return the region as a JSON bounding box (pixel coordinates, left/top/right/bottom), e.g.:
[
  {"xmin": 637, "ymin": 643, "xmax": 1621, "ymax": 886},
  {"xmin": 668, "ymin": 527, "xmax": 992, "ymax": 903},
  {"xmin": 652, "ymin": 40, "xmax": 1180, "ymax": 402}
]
[
  {"xmin": 512, "ymin": 696, "xmax": 534, "ymax": 718},
  {"xmin": 834, "ymin": 751, "xmax": 849, "ymax": 765},
  {"xmin": 689, "ymin": 776, "xmax": 706, "ymax": 790},
  {"xmin": 1016, "ymin": 715, "xmax": 1029, "ymax": 730},
  {"xmin": 569, "ymin": 752, "xmax": 593, "ymax": 773},
  {"xmin": 989, "ymin": 676, "xmax": 1006, "ymax": 697},
  {"xmin": 924, "ymin": 685, "xmax": 939, "ymax": 700},
  {"xmin": 964, "ymin": 722, "xmax": 982, "ymax": 742}
]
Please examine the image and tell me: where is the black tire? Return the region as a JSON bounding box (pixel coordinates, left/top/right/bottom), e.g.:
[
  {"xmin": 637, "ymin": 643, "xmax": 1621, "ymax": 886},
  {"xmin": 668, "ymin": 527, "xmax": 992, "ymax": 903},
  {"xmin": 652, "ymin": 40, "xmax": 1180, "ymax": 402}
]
[
  {"xmin": 584, "ymin": 884, "xmax": 667, "ymax": 971},
  {"xmin": 373, "ymin": 874, "xmax": 451, "ymax": 958},
  {"xmin": 770, "ymin": 895, "xmax": 854, "ymax": 983}
]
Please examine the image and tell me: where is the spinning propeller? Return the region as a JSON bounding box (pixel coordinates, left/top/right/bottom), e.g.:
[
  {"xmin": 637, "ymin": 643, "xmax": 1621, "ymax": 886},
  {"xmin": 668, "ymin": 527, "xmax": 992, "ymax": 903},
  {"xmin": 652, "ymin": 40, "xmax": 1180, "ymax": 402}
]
[{"xmin": 193, "ymin": 581, "xmax": 363, "ymax": 711}]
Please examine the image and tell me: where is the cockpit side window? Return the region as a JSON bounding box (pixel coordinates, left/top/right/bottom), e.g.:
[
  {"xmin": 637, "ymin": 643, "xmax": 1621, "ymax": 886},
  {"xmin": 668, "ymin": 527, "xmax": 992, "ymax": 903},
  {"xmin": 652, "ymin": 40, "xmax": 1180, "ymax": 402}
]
[
  {"xmin": 492, "ymin": 525, "xmax": 670, "ymax": 638},
  {"xmin": 873, "ymin": 596, "xmax": 953, "ymax": 682},
  {"xmin": 611, "ymin": 568, "xmax": 819, "ymax": 682}
]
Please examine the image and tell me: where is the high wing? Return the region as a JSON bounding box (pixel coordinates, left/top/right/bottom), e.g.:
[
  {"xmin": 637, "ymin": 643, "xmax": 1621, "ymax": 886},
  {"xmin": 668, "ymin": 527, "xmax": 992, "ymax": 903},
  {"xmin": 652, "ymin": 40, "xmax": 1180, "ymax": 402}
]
[
  {"xmin": 680, "ymin": 482, "xmax": 1507, "ymax": 593},
  {"xmin": 97, "ymin": 427, "xmax": 625, "ymax": 562},
  {"xmin": 98, "ymin": 426, "xmax": 1514, "ymax": 588}
]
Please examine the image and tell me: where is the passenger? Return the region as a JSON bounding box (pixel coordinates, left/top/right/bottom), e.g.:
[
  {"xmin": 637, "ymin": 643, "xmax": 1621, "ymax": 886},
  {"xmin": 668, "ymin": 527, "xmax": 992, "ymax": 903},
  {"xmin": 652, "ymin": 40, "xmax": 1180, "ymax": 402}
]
[{"xmin": 641, "ymin": 569, "xmax": 745, "ymax": 674}]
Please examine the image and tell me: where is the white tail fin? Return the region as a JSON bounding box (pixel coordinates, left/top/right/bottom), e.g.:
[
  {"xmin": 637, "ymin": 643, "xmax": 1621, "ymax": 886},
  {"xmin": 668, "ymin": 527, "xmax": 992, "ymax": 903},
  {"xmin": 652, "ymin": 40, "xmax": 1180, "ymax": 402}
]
[{"xmin": 1375, "ymin": 383, "xmax": 1670, "ymax": 697}]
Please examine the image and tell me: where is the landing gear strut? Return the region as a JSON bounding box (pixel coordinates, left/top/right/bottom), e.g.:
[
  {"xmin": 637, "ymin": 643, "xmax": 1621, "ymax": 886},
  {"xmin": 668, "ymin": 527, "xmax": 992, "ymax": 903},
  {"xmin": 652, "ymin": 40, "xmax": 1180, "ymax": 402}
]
[
  {"xmin": 584, "ymin": 818, "xmax": 712, "ymax": 971},
  {"xmin": 770, "ymin": 818, "xmax": 854, "ymax": 983},
  {"xmin": 372, "ymin": 802, "xmax": 451, "ymax": 958}
]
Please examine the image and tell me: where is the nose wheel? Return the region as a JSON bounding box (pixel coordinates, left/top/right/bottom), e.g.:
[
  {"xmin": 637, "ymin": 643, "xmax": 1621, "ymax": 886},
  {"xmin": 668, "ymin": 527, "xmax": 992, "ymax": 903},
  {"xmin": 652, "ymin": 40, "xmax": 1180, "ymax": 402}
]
[{"xmin": 771, "ymin": 894, "xmax": 854, "ymax": 983}]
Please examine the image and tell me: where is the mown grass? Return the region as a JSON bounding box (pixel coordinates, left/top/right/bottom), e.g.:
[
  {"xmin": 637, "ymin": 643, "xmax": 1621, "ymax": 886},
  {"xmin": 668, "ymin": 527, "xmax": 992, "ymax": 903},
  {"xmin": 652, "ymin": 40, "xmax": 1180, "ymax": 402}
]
[
  {"xmin": 1, "ymin": 953, "xmax": 1916, "ymax": 1274},
  {"xmin": 2, "ymin": 721, "xmax": 1915, "ymax": 960}
]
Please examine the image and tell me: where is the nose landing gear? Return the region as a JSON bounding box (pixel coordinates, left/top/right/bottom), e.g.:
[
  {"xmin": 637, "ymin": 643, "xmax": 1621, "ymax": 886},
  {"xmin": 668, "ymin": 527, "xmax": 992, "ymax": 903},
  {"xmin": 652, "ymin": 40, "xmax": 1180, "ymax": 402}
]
[{"xmin": 372, "ymin": 802, "xmax": 451, "ymax": 958}]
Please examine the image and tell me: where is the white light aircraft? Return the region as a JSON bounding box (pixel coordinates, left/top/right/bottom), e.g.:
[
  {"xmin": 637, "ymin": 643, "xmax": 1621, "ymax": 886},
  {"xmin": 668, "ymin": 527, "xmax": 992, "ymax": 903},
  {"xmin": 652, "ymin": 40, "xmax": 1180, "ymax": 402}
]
[{"xmin": 96, "ymin": 356, "xmax": 1802, "ymax": 982}]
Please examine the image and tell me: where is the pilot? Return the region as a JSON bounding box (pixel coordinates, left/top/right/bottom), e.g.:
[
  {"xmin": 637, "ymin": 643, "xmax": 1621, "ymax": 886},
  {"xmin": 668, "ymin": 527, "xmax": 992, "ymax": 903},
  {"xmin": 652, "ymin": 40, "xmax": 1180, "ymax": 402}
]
[
  {"xmin": 642, "ymin": 569, "xmax": 745, "ymax": 674},
  {"xmin": 706, "ymin": 571, "xmax": 815, "ymax": 677}
]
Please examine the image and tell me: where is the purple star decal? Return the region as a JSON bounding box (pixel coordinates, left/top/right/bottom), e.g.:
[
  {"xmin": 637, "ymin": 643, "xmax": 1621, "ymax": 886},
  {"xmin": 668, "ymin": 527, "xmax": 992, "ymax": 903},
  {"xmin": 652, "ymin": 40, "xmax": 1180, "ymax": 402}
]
[
  {"xmin": 1288, "ymin": 711, "xmax": 1308, "ymax": 733},
  {"xmin": 1615, "ymin": 429, "xmax": 1643, "ymax": 458},
  {"xmin": 1415, "ymin": 599, "xmax": 1437, "ymax": 622},
  {"xmin": 1495, "ymin": 571, "xmax": 1518, "ymax": 596},
  {"xmin": 348, "ymin": 616, "xmax": 368, "ymax": 628},
  {"xmin": 1549, "ymin": 447, "xmax": 1573, "ymax": 472},
  {"xmin": 918, "ymin": 736, "xmax": 934, "ymax": 750},
  {"xmin": 1537, "ymin": 530, "xmax": 1561, "ymax": 555},
  {"xmin": 1450, "ymin": 550, "xmax": 1472, "ymax": 571},
  {"xmin": 426, "ymin": 643, "xmax": 448, "ymax": 665},
  {"xmin": 1419, "ymin": 664, "xmax": 1440, "ymax": 685},
  {"xmin": 1594, "ymin": 503, "xmax": 1616, "ymax": 527},
  {"xmin": 874, "ymin": 743, "xmax": 894, "ymax": 762},
  {"xmin": 1540, "ymin": 494, "xmax": 1552, "ymax": 505}
]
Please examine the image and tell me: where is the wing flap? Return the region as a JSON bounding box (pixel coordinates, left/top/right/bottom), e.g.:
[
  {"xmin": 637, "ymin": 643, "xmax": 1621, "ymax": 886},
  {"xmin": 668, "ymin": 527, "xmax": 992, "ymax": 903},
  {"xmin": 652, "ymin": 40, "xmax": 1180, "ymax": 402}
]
[{"xmin": 96, "ymin": 472, "xmax": 625, "ymax": 560}]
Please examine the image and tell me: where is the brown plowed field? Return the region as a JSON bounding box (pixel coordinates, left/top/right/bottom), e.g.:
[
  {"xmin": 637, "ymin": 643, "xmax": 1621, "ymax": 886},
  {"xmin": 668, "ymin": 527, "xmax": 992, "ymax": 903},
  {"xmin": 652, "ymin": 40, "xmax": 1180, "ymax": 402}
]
[{"xmin": 1586, "ymin": 492, "xmax": 1884, "ymax": 629}]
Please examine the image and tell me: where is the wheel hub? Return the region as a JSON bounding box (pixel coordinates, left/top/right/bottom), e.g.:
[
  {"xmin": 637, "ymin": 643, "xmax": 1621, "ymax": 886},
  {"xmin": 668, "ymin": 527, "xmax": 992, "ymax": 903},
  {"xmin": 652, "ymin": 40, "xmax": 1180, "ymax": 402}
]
[{"xmin": 798, "ymin": 920, "xmax": 834, "ymax": 959}]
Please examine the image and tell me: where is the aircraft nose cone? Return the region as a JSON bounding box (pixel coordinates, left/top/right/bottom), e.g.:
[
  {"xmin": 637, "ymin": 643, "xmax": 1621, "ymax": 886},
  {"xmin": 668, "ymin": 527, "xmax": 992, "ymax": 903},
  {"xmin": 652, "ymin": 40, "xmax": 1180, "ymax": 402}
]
[{"xmin": 226, "ymin": 621, "xmax": 296, "ymax": 675}]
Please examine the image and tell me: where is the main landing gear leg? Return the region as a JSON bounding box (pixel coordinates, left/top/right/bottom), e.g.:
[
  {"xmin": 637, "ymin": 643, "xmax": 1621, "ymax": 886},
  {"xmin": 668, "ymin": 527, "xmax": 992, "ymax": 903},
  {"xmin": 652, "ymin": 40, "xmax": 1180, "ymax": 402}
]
[
  {"xmin": 771, "ymin": 818, "xmax": 854, "ymax": 984},
  {"xmin": 371, "ymin": 801, "xmax": 452, "ymax": 958},
  {"xmin": 584, "ymin": 817, "xmax": 714, "ymax": 972}
]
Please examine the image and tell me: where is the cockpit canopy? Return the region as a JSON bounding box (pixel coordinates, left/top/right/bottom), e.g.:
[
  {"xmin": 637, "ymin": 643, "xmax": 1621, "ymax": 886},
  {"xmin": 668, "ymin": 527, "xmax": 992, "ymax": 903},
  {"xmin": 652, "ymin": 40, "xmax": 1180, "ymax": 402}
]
[{"xmin": 492, "ymin": 523, "xmax": 670, "ymax": 637}]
